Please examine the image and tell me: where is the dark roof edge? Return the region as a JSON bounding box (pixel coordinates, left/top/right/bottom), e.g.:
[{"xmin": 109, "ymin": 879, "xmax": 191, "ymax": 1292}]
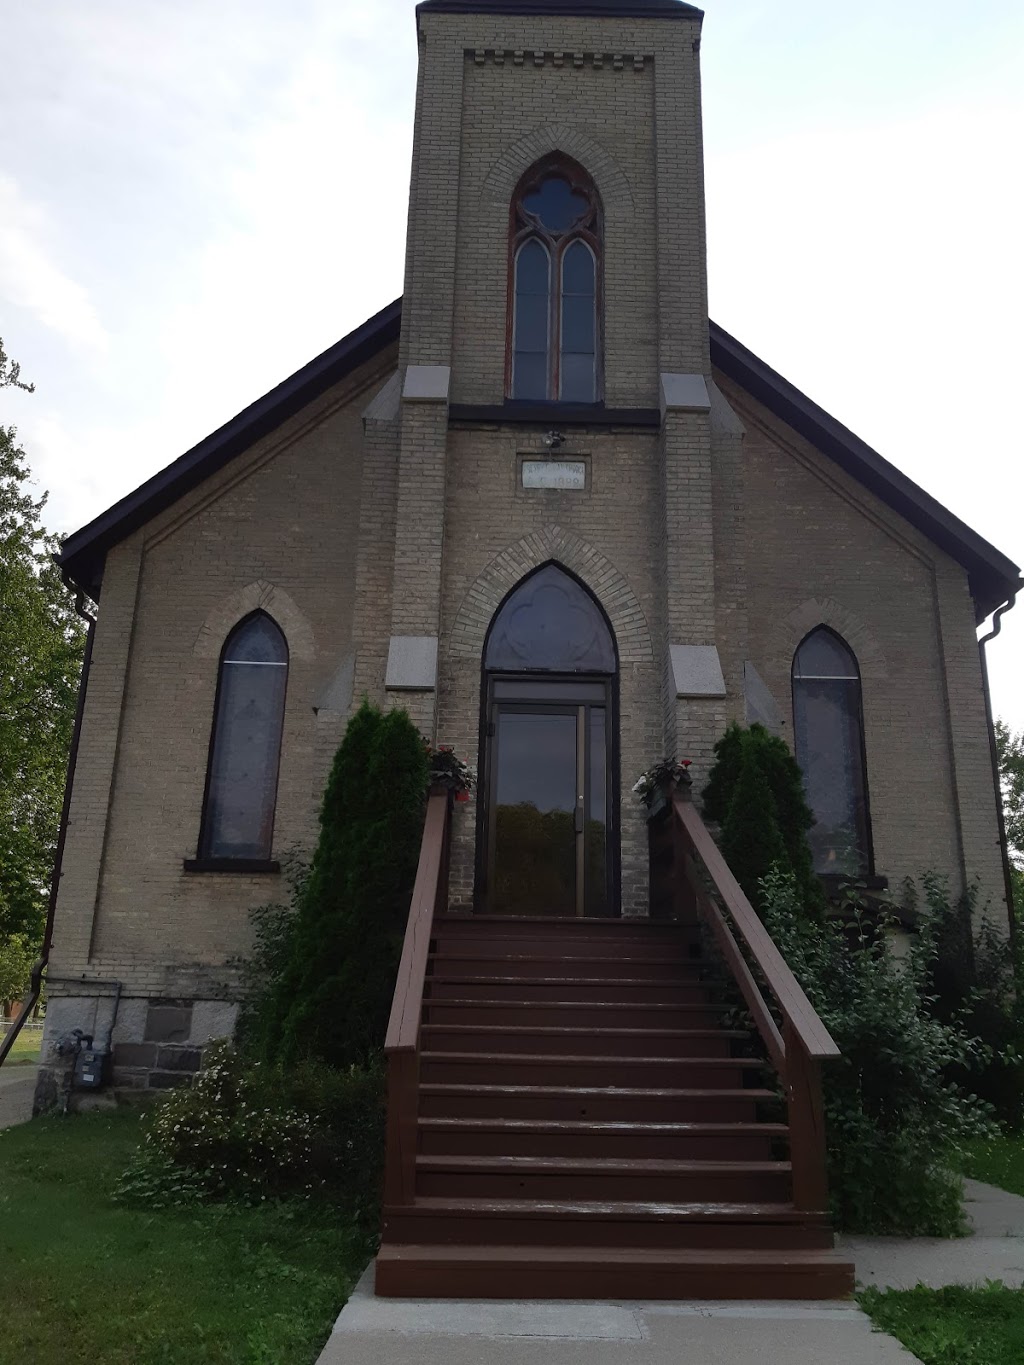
[
  {"xmin": 58, "ymin": 298, "xmax": 402, "ymax": 599},
  {"xmin": 416, "ymin": 1, "xmax": 703, "ymax": 23},
  {"xmin": 709, "ymin": 321, "xmax": 1021, "ymax": 620}
]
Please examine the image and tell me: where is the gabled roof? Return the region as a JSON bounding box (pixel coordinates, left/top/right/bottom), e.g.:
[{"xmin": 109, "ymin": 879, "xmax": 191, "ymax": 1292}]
[
  {"xmin": 58, "ymin": 298, "xmax": 1020, "ymax": 618},
  {"xmin": 416, "ymin": 0, "xmax": 703, "ymax": 20}
]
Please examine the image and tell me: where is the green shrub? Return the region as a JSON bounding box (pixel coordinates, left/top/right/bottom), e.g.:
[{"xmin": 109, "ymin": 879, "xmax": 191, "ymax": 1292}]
[
  {"xmin": 704, "ymin": 723, "xmax": 822, "ymax": 915},
  {"xmin": 118, "ymin": 1041, "xmax": 385, "ymax": 1215},
  {"xmin": 918, "ymin": 874, "xmax": 1024, "ymax": 1131},
  {"xmin": 259, "ymin": 701, "xmax": 429, "ymax": 1070},
  {"xmin": 759, "ymin": 867, "xmax": 994, "ymax": 1235}
]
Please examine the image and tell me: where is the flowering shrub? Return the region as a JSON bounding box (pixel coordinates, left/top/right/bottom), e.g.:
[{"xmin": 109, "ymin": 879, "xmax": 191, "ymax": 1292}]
[
  {"xmin": 118, "ymin": 1041, "xmax": 385, "ymax": 1214},
  {"xmin": 426, "ymin": 742, "xmax": 476, "ymax": 796},
  {"xmin": 631, "ymin": 758, "xmax": 692, "ymax": 806}
]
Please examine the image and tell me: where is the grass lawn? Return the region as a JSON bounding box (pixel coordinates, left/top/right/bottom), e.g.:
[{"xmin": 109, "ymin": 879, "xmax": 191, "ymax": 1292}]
[
  {"xmin": 2, "ymin": 1029, "xmax": 42, "ymax": 1065},
  {"xmin": 0, "ymin": 1109, "xmax": 373, "ymax": 1365},
  {"xmin": 859, "ymin": 1284, "xmax": 1024, "ymax": 1365},
  {"xmin": 960, "ymin": 1134, "xmax": 1024, "ymax": 1199}
]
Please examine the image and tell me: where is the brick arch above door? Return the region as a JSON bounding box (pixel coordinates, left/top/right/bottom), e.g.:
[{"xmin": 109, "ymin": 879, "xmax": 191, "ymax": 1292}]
[{"xmin": 448, "ymin": 526, "xmax": 654, "ymax": 666}]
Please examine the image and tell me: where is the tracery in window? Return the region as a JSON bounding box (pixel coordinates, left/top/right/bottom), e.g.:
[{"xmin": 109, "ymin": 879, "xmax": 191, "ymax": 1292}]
[
  {"xmin": 199, "ymin": 612, "xmax": 288, "ymax": 861},
  {"xmin": 509, "ymin": 156, "xmax": 602, "ymax": 403},
  {"xmin": 792, "ymin": 627, "xmax": 872, "ymax": 876}
]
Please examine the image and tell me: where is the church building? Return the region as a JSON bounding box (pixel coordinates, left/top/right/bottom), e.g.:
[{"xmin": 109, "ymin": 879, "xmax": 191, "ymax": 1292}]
[{"xmin": 35, "ymin": 2, "xmax": 1019, "ymax": 1290}]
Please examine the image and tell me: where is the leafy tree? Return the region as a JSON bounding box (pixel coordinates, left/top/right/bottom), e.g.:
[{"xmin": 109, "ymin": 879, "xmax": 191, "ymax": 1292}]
[
  {"xmin": 260, "ymin": 701, "xmax": 429, "ymax": 1070},
  {"xmin": 705, "ymin": 722, "xmax": 823, "ymax": 915},
  {"xmin": 0, "ymin": 340, "xmax": 86, "ymax": 947},
  {"xmin": 0, "ymin": 932, "xmax": 35, "ymax": 1013},
  {"xmin": 995, "ymin": 720, "xmax": 1024, "ymax": 917}
]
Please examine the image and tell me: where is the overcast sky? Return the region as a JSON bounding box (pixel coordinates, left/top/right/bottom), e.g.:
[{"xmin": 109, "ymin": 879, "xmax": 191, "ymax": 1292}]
[{"xmin": 2, "ymin": 0, "xmax": 1023, "ymax": 727}]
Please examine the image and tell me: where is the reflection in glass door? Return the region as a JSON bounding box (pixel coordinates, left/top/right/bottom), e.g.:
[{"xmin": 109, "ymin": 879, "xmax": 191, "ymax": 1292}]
[{"xmin": 486, "ymin": 680, "xmax": 613, "ymax": 917}]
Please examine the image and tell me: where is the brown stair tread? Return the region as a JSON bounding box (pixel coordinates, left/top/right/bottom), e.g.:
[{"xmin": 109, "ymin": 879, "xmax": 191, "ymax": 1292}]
[
  {"xmin": 421, "ymin": 1051, "xmax": 765, "ymax": 1067},
  {"xmin": 436, "ymin": 915, "xmax": 688, "ymax": 926},
  {"xmin": 427, "ymin": 999, "xmax": 721, "ymax": 1011},
  {"xmin": 420, "ymin": 1083, "xmax": 779, "ymax": 1100},
  {"xmin": 428, "ymin": 954, "xmax": 700, "ymax": 966},
  {"xmin": 427, "ymin": 975, "xmax": 711, "ymax": 987},
  {"xmin": 377, "ymin": 1243, "xmax": 847, "ymax": 1267},
  {"xmin": 418, "ymin": 1117, "xmax": 788, "ymax": 1135},
  {"xmin": 422, "ymin": 1024, "xmax": 745, "ymax": 1038},
  {"xmin": 390, "ymin": 1196, "xmax": 824, "ymax": 1222},
  {"xmin": 417, "ymin": 1154, "xmax": 791, "ymax": 1175}
]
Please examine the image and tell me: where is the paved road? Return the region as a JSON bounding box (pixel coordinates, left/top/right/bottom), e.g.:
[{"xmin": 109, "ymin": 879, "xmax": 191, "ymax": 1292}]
[{"xmin": 0, "ymin": 1065, "xmax": 37, "ymax": 1130}]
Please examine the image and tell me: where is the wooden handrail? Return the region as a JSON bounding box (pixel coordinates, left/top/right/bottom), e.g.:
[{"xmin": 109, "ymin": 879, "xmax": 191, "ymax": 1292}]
[
  {"xmin": 670, "ymin": 791, "xmax": 838, "ymax": 1213},
  {"xmin": 674, "ymin": 795, "xmax": 839, "ymax": 1063},
  {"xmin": 383, "ymin": 789, "xmax": 452, "ymax": 1207}
]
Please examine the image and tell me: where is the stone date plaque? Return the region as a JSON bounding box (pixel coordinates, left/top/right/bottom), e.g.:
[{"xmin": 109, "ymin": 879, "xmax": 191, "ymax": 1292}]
[{"xmin": 521, "ymin": 460, "xmax": 586, "ymax": 490}]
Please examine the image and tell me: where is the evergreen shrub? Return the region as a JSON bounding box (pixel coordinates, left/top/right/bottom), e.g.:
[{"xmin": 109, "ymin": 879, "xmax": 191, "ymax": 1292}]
[
  {"xmin": 261, "ymin": 700, "xmax": 429, "ymax": 1070},
  {"xmin": 758, "ymin": 868, "xmax": 994, "ymax": 1235},
  {"xmin": 704, "ymin": 723, "xmax": 822, "ymax": 915}
]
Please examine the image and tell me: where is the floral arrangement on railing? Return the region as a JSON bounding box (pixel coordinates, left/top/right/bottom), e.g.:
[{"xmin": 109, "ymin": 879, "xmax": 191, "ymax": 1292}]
[
  {"xmin": 632, "ymin": 757, "xmax": 692, "ymax": 807},
  {"xmin": 425, "ymin": 743, "xmax": 476, "ymax": 801}
]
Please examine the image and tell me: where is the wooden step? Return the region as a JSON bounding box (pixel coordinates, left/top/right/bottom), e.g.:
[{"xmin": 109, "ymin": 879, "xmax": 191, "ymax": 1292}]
[
  {"xmin": 420, "ymin": 1024, "xmax": 743, "ymax": 1059},
  {"xmin": 433, "ymin": 935, "xmax": 693, "ymax": 961},
  {"xmin": 383, "ymin": 1197, "xmax": 835, "ymax": 1250},
  {"xmin": 419, "ymin": 1083, "xmax": 778, "ymax": 1123},
  {"xmin": 422, "ymin": 999, "xmax": 725, "ymax": 1028},
  {"xmin": 435, "ymin": 914, "xmax": 693, "ymax": 936},
  {"xmin": 425, "ymin": 975, "xmax": 717, "ymax": 1004},
  {"xmin": 375, "ymin": 1242, "xmax": 855, "ymax": 1300},
  {"xmin": 415, "ymin": 1153, "xmax": 792, "ymax": 1202},
  {"xmin": 427, "ymin": 954, "xmax": 701, "ymax": 980},
  {"xmin": 419, "ymin": 1051, "xmax": 766, "ymax": 1088},
  {"xmin": 417, "ymin": 1117, "xmax": 785, "ymax": 1161}
]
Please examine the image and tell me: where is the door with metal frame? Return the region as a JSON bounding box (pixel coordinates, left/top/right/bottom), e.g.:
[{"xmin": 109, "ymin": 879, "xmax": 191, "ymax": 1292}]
[{"xmin": 485, "ymin": 677, "xmax": 614, "ymax": 917}]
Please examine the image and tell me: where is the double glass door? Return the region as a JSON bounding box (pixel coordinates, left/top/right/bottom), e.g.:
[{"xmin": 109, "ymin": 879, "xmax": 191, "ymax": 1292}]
[{"xmin": 484, "ymin": 678, "xmax": 614, "ymax": 917}]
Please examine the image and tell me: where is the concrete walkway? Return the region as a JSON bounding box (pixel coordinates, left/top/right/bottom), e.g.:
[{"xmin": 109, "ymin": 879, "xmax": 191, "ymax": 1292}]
[
  {"xmin": 316, "ymin": 1270, "xmax": 917, "ymax": 1364},
  {"xmin": 317, "ymin": 1179, "xmax": 1024, "ymax": 1365},
  {"xmin": 0, "ymin": 1064, "xmax": 36, "ymax": 1131}
]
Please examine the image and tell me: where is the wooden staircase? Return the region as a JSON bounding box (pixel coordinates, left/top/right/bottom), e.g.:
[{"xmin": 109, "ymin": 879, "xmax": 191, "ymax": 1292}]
[{"xmin": 376, "ymin": 792, "xmax": 855, "ymax": 1299}]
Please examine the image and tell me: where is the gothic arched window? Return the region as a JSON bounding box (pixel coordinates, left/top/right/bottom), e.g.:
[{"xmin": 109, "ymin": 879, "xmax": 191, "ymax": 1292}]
[
  {"xmin": 508, "ymin": 156, "xmax": 602, "ymax": 403},
  {"xmin": 792, "ymin": 627, "xmax": 872, "ymax": 876},
  {"xmin": 199, "ymin": 612, "xmax": 288, "ymax": 862}
]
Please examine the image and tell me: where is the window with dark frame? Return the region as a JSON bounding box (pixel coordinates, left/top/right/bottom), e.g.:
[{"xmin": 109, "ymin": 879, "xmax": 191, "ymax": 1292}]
[
  {"xmin": 508, "ymin": 155, "xmax": 602, "ymax": 403},
  {"xmin": 792, "ymin": 627, "xmax": 872, "ymax": 877},
  {"xmin": 198, "ymin": 611, "xmax": 288, "ymax": 863}
]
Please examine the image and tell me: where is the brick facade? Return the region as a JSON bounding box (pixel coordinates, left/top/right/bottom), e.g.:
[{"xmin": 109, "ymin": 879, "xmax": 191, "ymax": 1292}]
[{"xmin": 39, "ymin": 1, "xmax": 1013, "ymax": 1098}]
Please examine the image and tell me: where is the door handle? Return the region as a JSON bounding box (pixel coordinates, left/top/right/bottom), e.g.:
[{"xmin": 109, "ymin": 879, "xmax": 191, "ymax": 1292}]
[{"xmin": 574, "ymin": 802, "xmax": 584, "ymax": 835}]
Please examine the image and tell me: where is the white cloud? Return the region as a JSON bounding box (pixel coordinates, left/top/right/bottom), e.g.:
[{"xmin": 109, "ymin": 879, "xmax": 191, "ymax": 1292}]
[{"xmin": 0, "ymin": 175, "xmax": 110, "ymax": 358}]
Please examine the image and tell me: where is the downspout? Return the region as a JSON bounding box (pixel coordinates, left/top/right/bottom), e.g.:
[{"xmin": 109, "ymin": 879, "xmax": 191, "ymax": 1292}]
[
  {"xmin": 0, "ymin": 578, "xmax": 97, "ymax": 1071},
  {"xmin": 978, "ymin": 586, "xmax": 1020, "ymax": 945}
]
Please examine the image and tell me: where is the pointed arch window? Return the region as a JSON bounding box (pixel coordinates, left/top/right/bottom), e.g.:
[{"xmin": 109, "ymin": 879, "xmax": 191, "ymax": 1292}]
[
  {"xmin": 792, "ymin": 628, "xmax": 872, "ymax": 876},
  {"xmin": 199, "ymin": 612, "xmax": 288, "ymax": 862},
  {"xmin": 509, "ymin": 156, "xmax": 602, "ymax": 403}
]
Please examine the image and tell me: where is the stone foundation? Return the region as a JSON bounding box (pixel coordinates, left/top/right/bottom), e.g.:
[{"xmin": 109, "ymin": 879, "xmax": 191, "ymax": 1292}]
[{"xmin": 34, "ymin": 994, "xmax": 238, "ymax": 1111}]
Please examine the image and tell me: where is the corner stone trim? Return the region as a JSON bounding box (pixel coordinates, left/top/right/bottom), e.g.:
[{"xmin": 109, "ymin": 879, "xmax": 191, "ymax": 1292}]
[
  {"xmin": 193, "ymin": 581, "xmax": 316, "ymax": 661},
  {"xmin": 449, "ymin": 526, "xmax": 654, "ymax": 666}
]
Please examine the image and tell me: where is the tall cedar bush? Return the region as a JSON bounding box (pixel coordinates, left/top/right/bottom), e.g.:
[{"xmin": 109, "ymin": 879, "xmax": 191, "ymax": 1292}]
[
  {"xmin": 704, "ymin": 723, "xmax": 822, "ymax": 915},
  {"xmin": 262, "ymin": 701, "xmax": 429, "ymax": 1069},
  {"xmin": 759, "ymin": 868, "xmax": 993, "ymax": 1235}
]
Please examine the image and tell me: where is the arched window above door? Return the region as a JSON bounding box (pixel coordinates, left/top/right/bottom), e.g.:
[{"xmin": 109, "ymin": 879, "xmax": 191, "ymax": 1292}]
[
  {"xmin": 792, "ymin": 627, "xmax": 872, "ymax": 876},
  {"xmin": 508, "ymin": 156, "xmax": 602, "ymax": 403},
  {"xmin": 199, "ymin": 611, "xmax": 288, "ymax": 862},
  {"xmin": 485, "ymin": 564, "xmax": 616, "ymax": 673}
]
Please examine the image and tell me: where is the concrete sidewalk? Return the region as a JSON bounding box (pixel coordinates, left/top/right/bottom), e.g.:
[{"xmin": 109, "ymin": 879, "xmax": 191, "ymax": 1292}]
[
  {"xmin": 316, "ymin": 1179, "xmax": 1024, "ymax": 1365},
  {"xmin": 316, "ymin": 1270, "xmax": 917, "ymax": 1365},
  {"xmin": 0, "ymin": 1064, "xmax": 36, "ymax": 1131}
]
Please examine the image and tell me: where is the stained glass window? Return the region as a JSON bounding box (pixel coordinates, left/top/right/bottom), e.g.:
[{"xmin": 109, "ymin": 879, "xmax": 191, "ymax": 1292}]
[
  {"xmin": 792, "ymin": 628, "xmax": 871, "ymax": 875},
  {"xmin": 200, "ymin": 612, "xmax": 288, "ymax": 861},
  {"xmin": 485, "ymin": 564, "xmax": 615, "ymax": 673},
  {"xmin": 509, "ymin": 156, "xmax": 601, "ymax": 402}
]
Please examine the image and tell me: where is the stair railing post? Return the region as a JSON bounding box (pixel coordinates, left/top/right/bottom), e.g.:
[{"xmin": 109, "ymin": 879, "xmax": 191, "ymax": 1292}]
[
  {"xmin": 670, "ymin": 789, "xmax": 699, "ymax": 926},
  {"xmin": 785, "ymin": 1019, "xmax": 829, "ymax": 1213}
]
